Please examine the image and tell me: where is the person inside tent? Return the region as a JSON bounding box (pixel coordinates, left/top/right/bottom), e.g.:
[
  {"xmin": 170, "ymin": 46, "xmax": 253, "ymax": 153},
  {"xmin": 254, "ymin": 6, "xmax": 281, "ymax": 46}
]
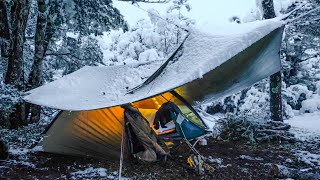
[
  {"xmin": 153, "ymin": 101, "xmax": 179, "ymax": 133},
  {"xmin": 121, "ymin": 104, "xmax": 170, "ymax": 162},
  {"xmin": 152, "ymin": 101, "xmax": 208, "ymax": 140}
]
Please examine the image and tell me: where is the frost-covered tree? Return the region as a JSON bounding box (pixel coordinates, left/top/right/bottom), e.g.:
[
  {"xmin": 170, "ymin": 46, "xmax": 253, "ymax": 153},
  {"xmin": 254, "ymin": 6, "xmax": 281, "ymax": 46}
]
[
  {"xmin": 167, "ymin": 0, "xmax": 191, "ymax": 14},
  {"xmin": 167, "ymin": 0, "xmax": 191, "ymax": 44},
  {"xmin": 0, "ymin": 0, "xmax": 30, "ymax": 128},
  {"xmin": 101, "ymin": 8, "xmax": 193, "ymax": 66},
  {"xmin": 0, "ymin": 0, "xmax": 126, "ymax": 128},
  {"xmin": 282, "ymin": 0, "xmax": 320, "ymax": 114},
  {"xmin": 210, "ymin": 0, "xmax": 320, "ymax": 117},
  {"xmin": 207, "ymin": 0, "xmax": 320, "ymax": 143}
]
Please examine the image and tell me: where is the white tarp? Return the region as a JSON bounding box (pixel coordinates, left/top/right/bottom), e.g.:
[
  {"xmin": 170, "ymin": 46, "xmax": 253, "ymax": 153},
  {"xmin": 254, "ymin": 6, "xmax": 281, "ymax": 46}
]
[{"xmin": 24, "ymin": 18, "xmax": 285, "ymax": 111}]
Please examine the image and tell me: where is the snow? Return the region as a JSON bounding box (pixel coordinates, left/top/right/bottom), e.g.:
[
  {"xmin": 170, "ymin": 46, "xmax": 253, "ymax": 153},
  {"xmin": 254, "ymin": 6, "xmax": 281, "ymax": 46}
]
[
  {"xmin": 207, "ymin": 156, "xmax": 232, "ymax": 168},
  {"xmin": 5, "ymin": 160, "xmax": 36, "ymax": 168},
  {"xmin": 94, "ymin": 20, "xmax": 167, "ymax": 66},
  {"xmin": 24, "ymin": 61, "xmax": 164, "ymax": 110},
  {"xmin": 304, "ymin": 48, "xmax": 318, "ymax": 55},
  {"xmin": 8, "ymin": 147, "xmax": 30, "ymax": 155},
  {"xmin": 70, "ymin": 168, "xmax": 128, "ymax": 180},
  {"xmin": 197, "ymin": 109, "xmax": 224, "ymax": 136},
  {"xmin": 285, "ymin": 111, "xmax": 320, "ymax": 171},
  {"xmin": 24, "ymin": 18, "xmax": 284, "ymax": 111},
  {"xmin": 239, "ymin": 155, "xmax": 264, "ymax": 161},
  {"xmin": 300, "ymin": 95, "xmax": 320, "ymax": 113},
  {"xmin": 239, "ymin": 86, "xmax": 269, "ymax": 112},
  {"xmin": 208, "ymin": 156, "xmax": 223, "ymax": 164},
  {"xmin": 71, "ymin": 167, "xmax": 108, "ymax": 178},
  {"xmin": 195, "ymin": 17, "xmax": 283, "ymax": 36},
  {"xmin": 285, "ymin": 111, "xmax": 320, "ymax": 139},
  {"xmin": 31, "ymin": 145, "xmax": 44, "ymax": 152},
  {"xmin": 138, "ymin": 48, "xmax": 160, "ymax": 62},
  {"xmin": 286, "ymin": 84, "xmax": 313, "ymax": 100},
  {"xmin": 295, "ymin": 150, "xmax": 320, "ymax": 167},
  {"xmin": 131, "ymin": 18, "xmax": 284, "ymax": 103}
]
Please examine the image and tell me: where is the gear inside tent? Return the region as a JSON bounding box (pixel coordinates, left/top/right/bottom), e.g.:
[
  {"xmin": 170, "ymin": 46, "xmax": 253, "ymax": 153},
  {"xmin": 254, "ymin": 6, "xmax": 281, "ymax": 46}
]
[{"xmin": 25, "ymin": 17, "xmax": 285, "ymax": 160}]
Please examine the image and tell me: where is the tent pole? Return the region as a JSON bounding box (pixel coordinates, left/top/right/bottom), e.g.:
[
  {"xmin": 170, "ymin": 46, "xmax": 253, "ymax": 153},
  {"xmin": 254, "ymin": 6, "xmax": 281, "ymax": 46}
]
[
  {"xmin": 170, "ymin": 90, "xmax": 208, "ymax": 129},
  {"xmin": 119, "ymin": 119, "xmax": 125, "ymax": 180}
]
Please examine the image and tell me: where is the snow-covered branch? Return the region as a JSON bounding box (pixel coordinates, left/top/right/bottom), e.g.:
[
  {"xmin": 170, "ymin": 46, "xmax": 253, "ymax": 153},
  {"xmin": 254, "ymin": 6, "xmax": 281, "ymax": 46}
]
[{"xmin": 286, "ymin": 6, "xmax": 320, "ymax": 24}]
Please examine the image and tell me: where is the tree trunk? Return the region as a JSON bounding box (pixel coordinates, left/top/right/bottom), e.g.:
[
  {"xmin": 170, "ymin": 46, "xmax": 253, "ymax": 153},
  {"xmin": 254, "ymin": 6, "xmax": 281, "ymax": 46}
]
[
  {"xmin": 261, "ymin": 0, "xmax": 283, "ymax": 122},
  {"xmin": 26, "ymin": 0, "xmax": 54, "ymax": 123},
  {"xmin": 25, "ymin": 0, "xmax": 47, "ymax": 123},
  {"xmin": 0, "ymin": 0, "xmax": 11, "ymax": 59},
  {"xmin": 0, "ymin": 0, "xmax": 11, "ymax": 125},
  {"xmin": 27, "ymin": 0, "xmax": 48, "ymax": 91},
  {"xmin": 3, "ymin": 0, "xmax": 30, "ymax": 129},
  {"xmin": 270, "ymin": 71, "xmax": 282, "ymax": 121}
]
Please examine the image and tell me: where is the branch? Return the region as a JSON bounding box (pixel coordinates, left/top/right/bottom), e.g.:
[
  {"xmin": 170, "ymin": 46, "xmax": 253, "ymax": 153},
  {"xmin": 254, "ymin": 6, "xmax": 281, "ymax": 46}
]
[
  {"xmin": 45, "ymin": 51, "xmax": 82, "ymax": 60},
  {"xmin": 45, "ymin": 52, "xmax": 82, "ymax": 68},
  {"xmin": 280, "ymin": 3, "xmax": 306, "ymax": 21},
  {"xmin": 45, "ymin": 52, "xmax": 70, "ymax": 56},
  {"xmin": 286, "ymin": 6, "xmax": 320, "ymax": 24}
]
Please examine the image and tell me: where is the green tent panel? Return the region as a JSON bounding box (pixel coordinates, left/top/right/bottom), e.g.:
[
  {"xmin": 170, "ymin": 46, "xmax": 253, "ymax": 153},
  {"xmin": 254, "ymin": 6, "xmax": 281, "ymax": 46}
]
[{"xmin": 175, "ymin": 27, "xmax": 284, "ymax": 104}]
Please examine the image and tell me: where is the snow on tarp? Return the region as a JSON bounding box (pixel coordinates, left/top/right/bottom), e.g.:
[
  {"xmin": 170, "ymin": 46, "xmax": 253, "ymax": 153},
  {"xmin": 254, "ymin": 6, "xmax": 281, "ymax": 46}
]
[
  {"xmin": 24, "ymin": 61, "xmax": 164, "ymax": 110},
  {"xmin": 24, "ymin": 18, "xmax": 285, "ymax": 111}
]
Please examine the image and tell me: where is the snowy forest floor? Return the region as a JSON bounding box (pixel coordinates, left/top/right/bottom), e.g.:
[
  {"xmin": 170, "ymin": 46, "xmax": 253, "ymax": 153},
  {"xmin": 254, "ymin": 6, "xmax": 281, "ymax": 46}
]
[{"xmin": 1, "ymin": 113, "xmax": 320, "ymax": 179}]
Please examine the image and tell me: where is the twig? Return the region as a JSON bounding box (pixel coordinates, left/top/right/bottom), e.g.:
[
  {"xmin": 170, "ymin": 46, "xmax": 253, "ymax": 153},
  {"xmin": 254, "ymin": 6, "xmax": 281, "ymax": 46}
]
[
  {"xmin": 126, "ymin": 1, "xmax": 189, "ymax": 32},
  {"xmin": 280, "ymin": 3, "xmax": 306, "ymax": 21},
  {"xmin": 286, "ymin": 6, "xmax": 320, "ymax": 24}
]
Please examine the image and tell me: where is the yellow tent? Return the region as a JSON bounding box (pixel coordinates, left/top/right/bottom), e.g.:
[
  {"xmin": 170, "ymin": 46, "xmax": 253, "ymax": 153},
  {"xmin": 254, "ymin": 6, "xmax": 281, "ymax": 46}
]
[{"xmin": 40, "ymin": 91, "xmax": 206, "ymax": 159}]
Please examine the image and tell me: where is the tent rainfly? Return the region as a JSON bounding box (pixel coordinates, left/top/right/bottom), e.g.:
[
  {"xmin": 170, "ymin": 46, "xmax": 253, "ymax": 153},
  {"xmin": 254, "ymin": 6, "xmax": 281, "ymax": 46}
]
[{"xmin": 25, "ymin": 18, "xmax": 285, "ymax": 160}]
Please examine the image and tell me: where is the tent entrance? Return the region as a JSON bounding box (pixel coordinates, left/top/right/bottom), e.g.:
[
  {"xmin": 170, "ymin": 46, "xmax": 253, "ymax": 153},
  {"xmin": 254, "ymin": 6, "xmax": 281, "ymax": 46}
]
[
  {"xmin": 132, "ymin": 91, "xmax": 208, "ymax": 139},
  {"xmin": 133, "ymin": 91, "xmax": 207, "ymax": 130},
  {"xmin": 124, "ymin": 93, "xmax": 208, "ymax": 162}
]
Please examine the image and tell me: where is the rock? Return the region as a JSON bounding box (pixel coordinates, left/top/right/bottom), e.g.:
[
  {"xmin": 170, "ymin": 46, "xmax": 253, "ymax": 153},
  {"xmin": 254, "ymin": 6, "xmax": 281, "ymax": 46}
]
[{"xmin": 0, "ymin": 139, "xmax": 9, "ymax": 160}]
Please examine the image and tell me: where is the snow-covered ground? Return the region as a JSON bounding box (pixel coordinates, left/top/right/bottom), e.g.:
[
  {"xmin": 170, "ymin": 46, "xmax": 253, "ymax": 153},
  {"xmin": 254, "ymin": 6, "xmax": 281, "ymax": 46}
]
[
  {"xmin": 285, "ymin": 112, "xmax": 320, "ymax": 175},
  {"xmin": 285, "ymin": 111, "xmax": 320, "ymax": 140},
  {"xmin": 70, "ymin": 167, "xmax": 128, "ymax": 180}
]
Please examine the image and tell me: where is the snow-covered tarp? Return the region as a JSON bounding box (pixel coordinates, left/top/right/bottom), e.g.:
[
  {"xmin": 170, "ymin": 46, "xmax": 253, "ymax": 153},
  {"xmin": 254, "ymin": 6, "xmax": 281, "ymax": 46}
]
[{"xmin": 24, "ymin": 18, "xmax": 285, "ymax": 111}]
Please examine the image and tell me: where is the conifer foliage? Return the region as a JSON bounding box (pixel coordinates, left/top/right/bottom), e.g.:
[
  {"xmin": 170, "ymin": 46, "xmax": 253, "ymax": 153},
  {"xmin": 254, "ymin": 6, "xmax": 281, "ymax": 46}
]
[{"xmin": 0, "ymin": 0, "xmax": 126, "ymax": 128}]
